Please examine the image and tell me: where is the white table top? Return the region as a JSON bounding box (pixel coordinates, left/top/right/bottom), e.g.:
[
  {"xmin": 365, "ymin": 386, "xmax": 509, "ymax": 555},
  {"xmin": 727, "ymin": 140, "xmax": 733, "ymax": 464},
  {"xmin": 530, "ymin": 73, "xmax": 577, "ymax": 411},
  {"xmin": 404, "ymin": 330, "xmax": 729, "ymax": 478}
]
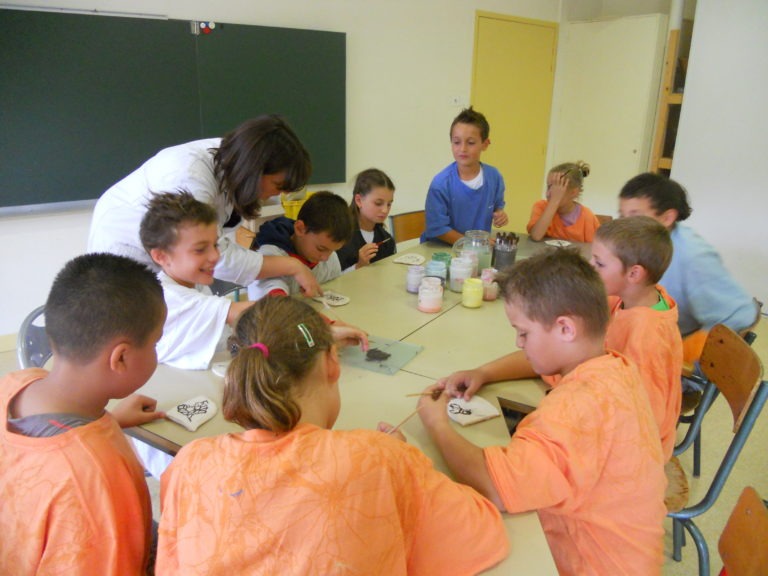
[{"xmin": 131, "ymin": 237, "xmax": 559, "ymax": 574}]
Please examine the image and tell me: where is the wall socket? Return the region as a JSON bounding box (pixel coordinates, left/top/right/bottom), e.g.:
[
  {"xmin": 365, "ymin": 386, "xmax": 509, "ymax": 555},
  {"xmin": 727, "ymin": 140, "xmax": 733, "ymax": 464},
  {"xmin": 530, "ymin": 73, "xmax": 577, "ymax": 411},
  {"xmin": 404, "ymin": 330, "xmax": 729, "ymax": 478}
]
[{"xmin": 449, "ymin": 95, "xmax": 468, "ymax": 107}]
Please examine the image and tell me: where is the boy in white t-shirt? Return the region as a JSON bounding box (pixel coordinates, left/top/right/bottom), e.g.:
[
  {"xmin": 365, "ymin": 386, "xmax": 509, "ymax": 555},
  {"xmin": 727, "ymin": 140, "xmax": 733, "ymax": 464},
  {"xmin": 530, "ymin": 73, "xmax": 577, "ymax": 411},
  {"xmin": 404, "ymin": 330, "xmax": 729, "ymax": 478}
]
[
  {"xmin": 141, "ymin": 191, "xmax": 368, "ymax": 371},
  {"xmin": 140, "ymin": 191, "xmax": 255, "ymax": 370}
]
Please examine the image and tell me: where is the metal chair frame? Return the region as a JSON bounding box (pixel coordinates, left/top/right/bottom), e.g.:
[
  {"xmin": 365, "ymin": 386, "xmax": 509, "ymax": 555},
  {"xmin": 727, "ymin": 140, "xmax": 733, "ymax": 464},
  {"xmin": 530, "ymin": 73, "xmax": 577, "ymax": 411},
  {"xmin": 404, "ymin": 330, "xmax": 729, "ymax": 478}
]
[
  {"xmin": 668, "ymin": 324, "xmax": 767, "ymax": 576},
  {"xmin": 16, "ymin": 305, "xmax": 51, "ymax": 369}
]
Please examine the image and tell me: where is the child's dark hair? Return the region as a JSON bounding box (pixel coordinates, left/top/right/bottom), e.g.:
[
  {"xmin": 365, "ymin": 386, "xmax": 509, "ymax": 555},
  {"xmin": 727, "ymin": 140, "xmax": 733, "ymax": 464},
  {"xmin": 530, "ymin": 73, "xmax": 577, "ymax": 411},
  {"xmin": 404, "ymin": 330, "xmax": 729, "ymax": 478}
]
[
  {"xmin": 497, "ymin": 249, "xmax": 609, "ymax": 338},
  {"xmin": 595, "ymin": 216, "xmax": 672, "ymax": 284},
  {"xmin": 223, "ymin": 297, "xmax": 334, "ymax": 432},
  {"xmin": 297, "ymin": 191, "xmax": 354, "ymax": 243},
  {"xmin": 45, "ymin": 253, "xmax": 165, "ymax": 363},
  {"xmin": 140, "ymin": 191, "xmax": 218, "ymax": 253},
  {"xmin": 350, "ymin": 168, "xmax": 395, "ymax": 220},
  {"xmin": 213, "ymin": 115, "xmax": 312, "ymax": 221},
  {"xmin": 550, "ymin": 161, "xmax": 591, "ymax": 191},
  {"xmin": 619, "ymin": 172, "xmax": 692, "ymax": 222},
  {"xmin": 450, "ymin": 107, "xmax": 490, "ymax": 141}
]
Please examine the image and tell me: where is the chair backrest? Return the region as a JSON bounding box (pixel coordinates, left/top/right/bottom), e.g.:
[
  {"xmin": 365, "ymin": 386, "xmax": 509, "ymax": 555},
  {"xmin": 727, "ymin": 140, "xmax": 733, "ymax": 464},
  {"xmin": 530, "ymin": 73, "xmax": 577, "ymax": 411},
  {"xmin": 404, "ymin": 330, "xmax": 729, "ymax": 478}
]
[
  {"xmin": 683, "ymin": 324, "xmax": 768, "ymax": 516},
  {"xmin": 17, "ymin": 305, "xmax": 52, "ymax": 369},
  {"xmin": 595, "ymin": 214, "xmax": 613, "ymax": 225},
  {"xmin": 718, "ymin": 486, "xmax": 768, "ymax": 575},
  {"xmin": 389, "ymin": 210, "xmax": 426, "ymax": 243},
  {"xmin": 700, "ymin": 324, "xmax": 764, "ymax": 432}
]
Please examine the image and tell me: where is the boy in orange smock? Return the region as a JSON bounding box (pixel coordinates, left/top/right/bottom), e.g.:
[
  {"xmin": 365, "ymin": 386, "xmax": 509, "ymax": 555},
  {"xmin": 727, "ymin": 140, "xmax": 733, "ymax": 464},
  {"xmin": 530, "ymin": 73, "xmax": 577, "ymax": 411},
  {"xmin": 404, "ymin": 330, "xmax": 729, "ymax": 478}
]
[
  {"xmin": 0, "ymin": 254, "xmax": 168, "ymax": 575},
  {"xmin": 592, "ymin": 216, "xmax": 682, "ymax": 460},
  {"xmin": 157, "ymin": 297, "xmax": 508, "ymax": 576},
  {"xmin": 422, "ymin": 250, "xmax": 666, "ymax": 575}
]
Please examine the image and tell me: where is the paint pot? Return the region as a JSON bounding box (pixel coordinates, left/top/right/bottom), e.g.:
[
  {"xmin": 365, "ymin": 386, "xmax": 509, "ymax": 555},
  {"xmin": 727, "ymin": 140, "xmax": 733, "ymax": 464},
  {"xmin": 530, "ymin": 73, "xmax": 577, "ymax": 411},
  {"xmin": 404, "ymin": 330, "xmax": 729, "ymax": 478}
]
[
  {"xmin": 417, "ymin": 277, "xmax": 444, "ymax": 313},
  {"xmin": 406, "ymin": 265, "xmax": 425, "ymax": 294},
  {"xmin": 461, "ymin": 278, "xmax": 484, "ymax": 308}
]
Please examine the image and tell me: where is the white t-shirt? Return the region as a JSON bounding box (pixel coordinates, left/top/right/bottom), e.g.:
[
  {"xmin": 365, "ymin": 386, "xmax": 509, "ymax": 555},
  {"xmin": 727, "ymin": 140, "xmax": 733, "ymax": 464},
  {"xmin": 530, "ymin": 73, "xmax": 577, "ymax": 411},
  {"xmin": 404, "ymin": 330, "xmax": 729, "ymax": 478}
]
[
  {"xmin": 156, "ymin": 272, "xmax": 232, "ymax": 370},
  {"xmin": 87, "ymin": 138, "xmax": 264, "ymax": 285}
]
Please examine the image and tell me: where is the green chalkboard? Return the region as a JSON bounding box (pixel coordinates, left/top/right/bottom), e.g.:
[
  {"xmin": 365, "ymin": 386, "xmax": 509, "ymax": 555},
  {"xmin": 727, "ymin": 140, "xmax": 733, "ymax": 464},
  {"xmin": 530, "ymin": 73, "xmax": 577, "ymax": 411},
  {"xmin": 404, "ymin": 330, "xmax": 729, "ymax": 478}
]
[{"xmin": 0, "ymin": 9, "xmax": 346, "ymax": 210}]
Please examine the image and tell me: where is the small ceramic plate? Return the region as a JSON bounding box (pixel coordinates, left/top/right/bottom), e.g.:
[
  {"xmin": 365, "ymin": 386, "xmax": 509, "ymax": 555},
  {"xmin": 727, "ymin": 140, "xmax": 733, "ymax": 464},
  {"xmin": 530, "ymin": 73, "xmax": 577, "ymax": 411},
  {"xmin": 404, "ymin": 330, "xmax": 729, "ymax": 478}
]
[
  {"xmin": 393, "ymin": 253, "xmax": 426, "ymax": 265},
  {"xmin": 211, "ymin": 361, "xmax": 230, "ymax": 377},
  {"xmin": 545, "ymin": 239, "xmax": 571, "ymax": 247},
  {"xmin": 314, "ymin": 291, "xmax": 350, "ymax": 307}
]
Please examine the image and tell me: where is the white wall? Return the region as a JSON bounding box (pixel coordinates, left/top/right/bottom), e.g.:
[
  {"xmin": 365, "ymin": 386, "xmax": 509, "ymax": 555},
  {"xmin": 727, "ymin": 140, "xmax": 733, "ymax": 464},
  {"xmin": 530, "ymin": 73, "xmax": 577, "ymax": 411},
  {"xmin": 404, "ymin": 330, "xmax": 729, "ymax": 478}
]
[
  {"xmin": 0, "ymin": 0, "xmax": 559, "ymax": 341},
  {"xmin": 671, "ymin": 0, "xmax": 768, "ymax": 307}
]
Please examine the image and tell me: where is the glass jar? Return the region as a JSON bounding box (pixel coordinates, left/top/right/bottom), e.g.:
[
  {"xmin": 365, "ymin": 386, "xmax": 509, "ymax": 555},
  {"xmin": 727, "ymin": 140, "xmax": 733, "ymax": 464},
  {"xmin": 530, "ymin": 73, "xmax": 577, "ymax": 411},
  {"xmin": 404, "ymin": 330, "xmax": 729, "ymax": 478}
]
[
  {"xmin": 417, "ymin": 277, "xmax": 443, "ymax": 313},
  {"xmin": 405, "ymin": 265, "xmax": 425, "ymax": 294},
  {"xmin": 449, "ymin": 257, "xmax": 473, "ymax": 292},
  {"xmin": 461, "ymin": 278, "xmax": 484, "ymax": 308},
  {"xmin": 452, "ymin": 230, "xmax": 492, "ymax": 272}
]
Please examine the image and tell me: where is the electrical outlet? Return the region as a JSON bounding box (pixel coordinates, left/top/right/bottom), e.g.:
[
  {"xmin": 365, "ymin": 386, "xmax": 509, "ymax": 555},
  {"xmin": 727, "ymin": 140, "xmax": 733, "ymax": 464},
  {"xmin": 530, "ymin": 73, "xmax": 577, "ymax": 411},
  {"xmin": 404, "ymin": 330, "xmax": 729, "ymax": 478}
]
[{"xmin": 449, "ymin": 95, "xmax": 467, "ymax": 107}]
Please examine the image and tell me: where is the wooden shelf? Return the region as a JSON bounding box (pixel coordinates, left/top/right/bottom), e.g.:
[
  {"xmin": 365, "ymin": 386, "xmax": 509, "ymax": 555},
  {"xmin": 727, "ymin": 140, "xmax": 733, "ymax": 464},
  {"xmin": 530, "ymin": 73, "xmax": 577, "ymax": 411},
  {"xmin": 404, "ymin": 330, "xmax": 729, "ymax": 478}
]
[{"xmin": 650, "ymin": 29, "xmax": 683, "ymax": 173}]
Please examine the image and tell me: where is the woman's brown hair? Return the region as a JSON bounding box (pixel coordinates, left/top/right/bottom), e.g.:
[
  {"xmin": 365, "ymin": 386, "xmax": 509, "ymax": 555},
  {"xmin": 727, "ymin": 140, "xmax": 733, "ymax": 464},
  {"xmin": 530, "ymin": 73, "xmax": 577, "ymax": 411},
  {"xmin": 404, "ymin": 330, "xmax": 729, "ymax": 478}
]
[{"xmin": 213, "ymin": 115, "xmax": 311, "ymax": 220}]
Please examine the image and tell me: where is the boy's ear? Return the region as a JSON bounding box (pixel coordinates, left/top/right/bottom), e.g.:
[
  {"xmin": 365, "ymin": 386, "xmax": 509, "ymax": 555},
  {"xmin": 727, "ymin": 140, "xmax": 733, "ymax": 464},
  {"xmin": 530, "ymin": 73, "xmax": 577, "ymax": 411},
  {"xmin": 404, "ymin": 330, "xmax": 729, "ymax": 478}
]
[
  {"xmin": 294, "ymin": 219, "xmax": 307, "ymax": 236},
  {"xmin": 149, "ymin": 248, "xmax": 169, "ymax": 267},
  {"xmin": 482, "ymin": 138, "xmax": 491, "ymax": 151},
  {"xmin": 626, "ymin": 263, "xmax": 649, "ymax": 285},
  {"xmin": 554, "ymin": 315, "xmax": 578, "ymax": 342},
  {"xmin": 108, "ymin": 341, "xmax": 131, "ymax": 374},
  {"xmin": 658, "ymin": 208, "xmax": 678, "ymax": 229}
]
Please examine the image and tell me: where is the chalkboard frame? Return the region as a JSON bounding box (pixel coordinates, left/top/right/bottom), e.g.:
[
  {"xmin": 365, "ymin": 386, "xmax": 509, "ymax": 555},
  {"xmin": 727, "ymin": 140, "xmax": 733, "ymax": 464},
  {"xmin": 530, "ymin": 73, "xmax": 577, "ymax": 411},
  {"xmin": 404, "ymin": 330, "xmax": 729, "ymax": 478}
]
[{"xmin": 0, "ymin": 9, "xmax": 346, "ymax": 213}]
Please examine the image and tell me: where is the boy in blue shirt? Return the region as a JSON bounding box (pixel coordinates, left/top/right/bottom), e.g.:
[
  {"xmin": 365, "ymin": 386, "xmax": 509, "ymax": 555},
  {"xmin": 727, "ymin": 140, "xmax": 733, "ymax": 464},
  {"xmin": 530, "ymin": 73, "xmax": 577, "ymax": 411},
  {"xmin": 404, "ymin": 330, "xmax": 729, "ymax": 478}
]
[{"xmin": 421, "ymin": 107, "xmax": 508, "ymax": 244}]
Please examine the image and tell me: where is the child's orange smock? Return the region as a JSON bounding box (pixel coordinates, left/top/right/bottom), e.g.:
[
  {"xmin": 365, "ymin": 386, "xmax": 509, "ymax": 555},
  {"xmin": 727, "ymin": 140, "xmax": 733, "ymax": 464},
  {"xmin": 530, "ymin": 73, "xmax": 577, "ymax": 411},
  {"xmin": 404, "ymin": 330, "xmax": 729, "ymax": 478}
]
[
  {"xmin": 607, "ymin": 286, "xmax": 683, "ymax": 461},
  {"xmin": 484, "ymin": 352, "xmax": 666, "ymax": 576},
  {"xmin": 157, "ymin": 423, "xmax": 508, "ymax": 575},
  {"xmin": 526, "ymin": 200, "xmax": 601, "ymax": 243},
  {"xmin": 0, "ymin": 369, "xmax": 152, "ymax": 576}
]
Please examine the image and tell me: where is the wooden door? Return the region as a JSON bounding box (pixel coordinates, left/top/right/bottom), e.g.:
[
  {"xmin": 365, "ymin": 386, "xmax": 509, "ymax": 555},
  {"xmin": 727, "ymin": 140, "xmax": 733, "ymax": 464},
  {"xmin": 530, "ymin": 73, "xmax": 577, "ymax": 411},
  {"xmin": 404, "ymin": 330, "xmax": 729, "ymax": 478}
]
[{"xmin": 472, "ymin": 13, "xmax": 557, "ymax": 233}]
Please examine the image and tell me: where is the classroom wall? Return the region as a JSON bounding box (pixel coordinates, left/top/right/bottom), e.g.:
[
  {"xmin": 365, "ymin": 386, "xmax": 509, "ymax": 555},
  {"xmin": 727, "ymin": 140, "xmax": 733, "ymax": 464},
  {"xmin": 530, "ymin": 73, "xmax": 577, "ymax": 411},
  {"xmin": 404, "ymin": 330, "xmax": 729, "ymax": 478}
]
[
  {"xmin": 2, "ymin": 0, "xmax": 764, "ymax": 344},
  {"xmin": 0, "ymin": 0, "xmax": 559, "ymax": 342},
  {"xmin": 670, "ymin": 0, "xmax": 768, "ymax": 308}
]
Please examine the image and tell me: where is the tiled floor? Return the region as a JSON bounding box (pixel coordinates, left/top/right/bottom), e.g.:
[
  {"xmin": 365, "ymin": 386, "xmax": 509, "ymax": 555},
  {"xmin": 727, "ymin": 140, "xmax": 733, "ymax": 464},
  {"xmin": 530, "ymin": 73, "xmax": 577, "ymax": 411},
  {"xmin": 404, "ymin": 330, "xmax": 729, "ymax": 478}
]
[{"xmin": 3, "ymin": 316, "xmax": 767, "ymax": 575}]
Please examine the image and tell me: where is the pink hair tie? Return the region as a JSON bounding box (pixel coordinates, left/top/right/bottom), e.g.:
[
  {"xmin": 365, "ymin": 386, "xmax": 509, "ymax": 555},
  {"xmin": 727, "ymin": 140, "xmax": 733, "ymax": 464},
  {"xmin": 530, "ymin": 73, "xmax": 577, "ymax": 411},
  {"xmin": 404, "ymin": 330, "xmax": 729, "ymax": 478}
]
[{"xmin": 248, "ymin": 342, "xmax": 269, "ymax": 358}]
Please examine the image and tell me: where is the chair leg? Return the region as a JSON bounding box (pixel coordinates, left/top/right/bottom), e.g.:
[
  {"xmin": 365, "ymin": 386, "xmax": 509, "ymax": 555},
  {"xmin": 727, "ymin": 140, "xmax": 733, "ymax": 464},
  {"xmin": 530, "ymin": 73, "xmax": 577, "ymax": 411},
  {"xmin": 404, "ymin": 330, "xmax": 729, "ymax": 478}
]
[
  {"xmin": 672, "ymin": 518, "xmax": 684, "ymax": 561},
  {"xmin": 693, "ymin": 428, "xmax": 702, "ymax": 478},
  {"xmin": 684, "ymin": 519, "xmax": 710, "ymax": 576}
]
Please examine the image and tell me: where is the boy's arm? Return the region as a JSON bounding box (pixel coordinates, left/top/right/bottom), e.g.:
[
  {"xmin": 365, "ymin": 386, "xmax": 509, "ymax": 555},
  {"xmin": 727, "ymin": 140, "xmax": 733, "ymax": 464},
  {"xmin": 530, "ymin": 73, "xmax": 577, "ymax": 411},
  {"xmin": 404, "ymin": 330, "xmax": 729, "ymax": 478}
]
[
  {"xmin": 436, "ymin": 230, "xmax": 463, "ymax": 245},
  {"xmin": 258, "ymin": 255, "xmax": 321, "ymax": 297},
  {"xmin": 109, "ymin": 394, "xmax": 165, "ymax": 427},
  {"xmin": 418, "ymin": 388, "xmax": 504, "ymax": 510},
  {"xmin": 440, "ymin": 350, "xmax": 537, "ymax": 400}
]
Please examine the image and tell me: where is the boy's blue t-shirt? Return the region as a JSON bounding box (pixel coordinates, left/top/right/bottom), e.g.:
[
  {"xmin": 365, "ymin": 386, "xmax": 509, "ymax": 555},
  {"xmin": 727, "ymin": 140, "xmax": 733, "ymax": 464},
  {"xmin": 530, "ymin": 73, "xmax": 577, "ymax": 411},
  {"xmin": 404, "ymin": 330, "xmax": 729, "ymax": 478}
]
[{"xmin": 421, "ymin": 162, "xmax": 505, "ymax": 242}]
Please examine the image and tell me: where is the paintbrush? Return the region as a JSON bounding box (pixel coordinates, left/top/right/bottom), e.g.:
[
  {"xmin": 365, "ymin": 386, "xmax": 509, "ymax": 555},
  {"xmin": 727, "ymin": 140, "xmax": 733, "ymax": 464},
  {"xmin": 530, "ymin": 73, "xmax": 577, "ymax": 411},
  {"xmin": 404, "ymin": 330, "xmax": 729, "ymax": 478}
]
[
  {"xmin": 376, "ymin": 238, "xmax": 392, "ymax": 247},
  {"xmin": 388, "ymin": 389, "xmax": 442, "ymax": 434}
]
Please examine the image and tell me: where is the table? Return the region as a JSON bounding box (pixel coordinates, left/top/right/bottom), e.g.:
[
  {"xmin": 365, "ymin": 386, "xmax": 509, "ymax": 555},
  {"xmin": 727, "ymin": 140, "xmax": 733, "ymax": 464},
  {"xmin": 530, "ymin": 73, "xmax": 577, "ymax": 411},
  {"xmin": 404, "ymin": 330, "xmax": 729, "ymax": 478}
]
[{"xmin": 130, "ymin": 237, "xmax": 561, "ymax": 574}]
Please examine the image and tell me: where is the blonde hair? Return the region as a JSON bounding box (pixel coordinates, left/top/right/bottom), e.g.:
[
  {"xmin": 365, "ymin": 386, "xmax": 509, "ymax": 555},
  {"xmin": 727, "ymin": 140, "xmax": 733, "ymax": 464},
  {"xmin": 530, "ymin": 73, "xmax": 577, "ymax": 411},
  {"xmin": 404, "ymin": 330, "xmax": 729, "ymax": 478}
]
[
  {"xmin": 550, "ymin": 161, "xmax": 590, "ymax": 191},
  {"xmin": 595, "ymin": 216, "xmax": 672, "ymax": 284},
  {"xmin": 223, "ymin": 297, "xmax": 333, "ymax": 432}
]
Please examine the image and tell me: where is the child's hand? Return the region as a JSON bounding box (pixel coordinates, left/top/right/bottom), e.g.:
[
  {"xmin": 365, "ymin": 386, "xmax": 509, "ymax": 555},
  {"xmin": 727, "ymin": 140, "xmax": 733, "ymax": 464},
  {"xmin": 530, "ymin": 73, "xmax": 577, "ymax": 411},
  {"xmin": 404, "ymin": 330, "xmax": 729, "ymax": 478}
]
[
  {"xmin": 547, "ymin": 173, "xmax": 570, "ymax": 206},
  {"xmin": 293, "ymin": 265, "xmax": 322, "ymax": 298},
  {"xmin": 110, "ymin": 394, "xmax": 165, "ymax": 428},
  {"xmin": 417, "ymin": 385, "xmax": 450, "ymax": 432},
  {"xmin": 377, "ymin": 421, "xmax": 407, "ymax": 442},
  {"xmin": 492, "ymin": 209, "xmax": 508, "ymax": 228},
  {"xmin": 330, "ymin": 324, "xmax": 369, "ymax": 350},
  {"xmin": 438, "ymin": 370, "xmax": 486, "ymax": 401},
  {"xmin": 357, "ymin": 243, "xmax": 378, "ymax": 267}
]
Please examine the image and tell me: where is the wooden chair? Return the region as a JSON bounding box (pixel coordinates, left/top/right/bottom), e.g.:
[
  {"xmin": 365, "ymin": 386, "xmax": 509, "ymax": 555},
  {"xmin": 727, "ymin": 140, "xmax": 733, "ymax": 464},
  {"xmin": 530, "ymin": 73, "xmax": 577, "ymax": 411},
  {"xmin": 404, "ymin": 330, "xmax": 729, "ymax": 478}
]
[
  {"xmin": 675, "ymin": 299, "xmax": 763, "ymax": 477},
  {"xmin": 718, "ymin": 487, "xmax": 768, "ymax": 576},
  {"xmin": 595, "ymin": 214, "xmax": 613, "ymax": 225},
  {"xmin": 665, "ymin": 324, "xmax": 768, "ymax": 576},
  {"xmin": 16, "ymin": 305, "xmax": 51, "ymax": 369},
  {"xmin": 389, "ymin": 210, "xmax": 426, "ymax": 244}
]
